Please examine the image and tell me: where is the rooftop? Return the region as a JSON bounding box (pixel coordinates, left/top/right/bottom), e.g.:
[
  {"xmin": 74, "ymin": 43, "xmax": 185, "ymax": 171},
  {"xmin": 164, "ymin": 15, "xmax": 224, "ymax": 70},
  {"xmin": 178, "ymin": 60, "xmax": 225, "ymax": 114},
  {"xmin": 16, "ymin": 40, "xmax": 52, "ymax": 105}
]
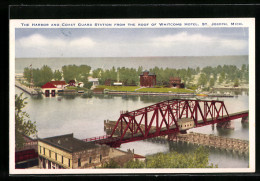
[
  {"xmin": 140, "ymin": 71, "xmax": 156, "ymax": 76},
  {"xmin": 50, "ymin": 81, "xmax": 66, "ymax": 85},
  {"xmin": 39, "ymin": 133, "xmax": 100, "ymax": 153},
  {"xmin": 41, "ymin": 82, "xmax": 57, "ymax": 89}
]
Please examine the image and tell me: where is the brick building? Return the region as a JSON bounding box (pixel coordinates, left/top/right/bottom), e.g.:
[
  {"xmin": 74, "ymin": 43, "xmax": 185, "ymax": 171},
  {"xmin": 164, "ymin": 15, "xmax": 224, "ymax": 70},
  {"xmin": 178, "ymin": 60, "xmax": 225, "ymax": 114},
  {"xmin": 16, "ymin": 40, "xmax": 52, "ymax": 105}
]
[
  {"xmin": 37, "ymin": 133, "xmax": 143, "ymax": 169},
  {"xmin": 38, "ymin": 133, "xmax": 111, "ymax": 169},
  {"xmin": 140, "ymin": 71, "xmax": 156, "ymax": 87},
  {"xmin": 169, "ymin": 77, "xmax": 185, "ymax": 88}
]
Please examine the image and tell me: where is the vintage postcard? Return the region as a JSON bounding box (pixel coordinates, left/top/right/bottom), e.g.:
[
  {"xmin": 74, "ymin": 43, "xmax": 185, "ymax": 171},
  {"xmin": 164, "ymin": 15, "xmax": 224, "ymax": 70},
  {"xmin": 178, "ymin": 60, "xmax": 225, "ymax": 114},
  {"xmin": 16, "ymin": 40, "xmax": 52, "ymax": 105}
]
[{"xmin": 9, "ymin": 18, "xmax": 255, "ymax": 174}]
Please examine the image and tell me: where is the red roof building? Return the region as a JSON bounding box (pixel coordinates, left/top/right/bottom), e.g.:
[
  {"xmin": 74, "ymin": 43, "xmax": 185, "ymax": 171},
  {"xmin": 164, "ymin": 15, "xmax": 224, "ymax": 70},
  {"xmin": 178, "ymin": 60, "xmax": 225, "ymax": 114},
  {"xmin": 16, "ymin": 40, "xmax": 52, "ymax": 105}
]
[
  {"xmin": 41, "ymin": 82, "xmax": 57, "ymax": 97},
  {"xmin": 68, "ymin": 80, "xmax": 76, "ymax": 86},
  {"xmin": 50, "ymin": 81, "xmax": 66, "ymax": 89},
  {"xmin": 41, "ymin": 82, "xmax": 57, "ymax": 89}
]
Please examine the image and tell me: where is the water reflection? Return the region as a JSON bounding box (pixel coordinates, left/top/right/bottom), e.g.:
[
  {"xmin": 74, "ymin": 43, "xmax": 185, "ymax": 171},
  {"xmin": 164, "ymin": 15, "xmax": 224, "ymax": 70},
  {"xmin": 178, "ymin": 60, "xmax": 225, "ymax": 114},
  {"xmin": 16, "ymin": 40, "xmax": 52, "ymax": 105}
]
[
  {"xmin": 216, "ymin": 127, "xmax": 234, "ymax": 137},
  {"xmin": 31, "ymin": 94, "xmax": 43, "ymax": 100},
  {"xmin": 241, "ymin": 122, "xmax": 249, "ymax": 129}
]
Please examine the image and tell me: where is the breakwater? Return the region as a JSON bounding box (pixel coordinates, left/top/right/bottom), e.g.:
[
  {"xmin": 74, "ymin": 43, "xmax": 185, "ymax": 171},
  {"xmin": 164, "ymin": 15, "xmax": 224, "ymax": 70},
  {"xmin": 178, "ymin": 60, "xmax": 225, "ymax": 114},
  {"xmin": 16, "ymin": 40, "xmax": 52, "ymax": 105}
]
[{"xmin": 15, "ymin": 81, "xmax": 39, "ymax": 95}]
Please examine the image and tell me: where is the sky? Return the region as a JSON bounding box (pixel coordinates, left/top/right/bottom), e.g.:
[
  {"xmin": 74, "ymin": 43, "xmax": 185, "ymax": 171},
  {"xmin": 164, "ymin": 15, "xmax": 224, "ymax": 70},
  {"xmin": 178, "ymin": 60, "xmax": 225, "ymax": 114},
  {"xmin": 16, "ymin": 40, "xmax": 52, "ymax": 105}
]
[{"xmin": 15, "ymin": 28, "xmax": 249, "ymax": 58}]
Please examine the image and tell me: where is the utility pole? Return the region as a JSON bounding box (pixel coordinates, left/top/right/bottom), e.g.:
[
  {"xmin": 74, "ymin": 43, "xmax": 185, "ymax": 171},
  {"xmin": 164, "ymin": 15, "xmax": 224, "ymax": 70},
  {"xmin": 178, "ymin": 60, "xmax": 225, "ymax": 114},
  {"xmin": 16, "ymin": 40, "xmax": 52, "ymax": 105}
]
[{"xmin": 29, "ymin": 64, "xmax": 33, "ymax": 88}]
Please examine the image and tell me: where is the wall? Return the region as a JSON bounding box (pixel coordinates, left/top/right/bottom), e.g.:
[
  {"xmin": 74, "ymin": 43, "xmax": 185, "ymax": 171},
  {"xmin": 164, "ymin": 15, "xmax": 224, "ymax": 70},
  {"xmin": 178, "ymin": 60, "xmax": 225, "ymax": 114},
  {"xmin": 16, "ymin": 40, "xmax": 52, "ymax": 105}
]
[{"xmin": 38, "ymin": 140, "xmax": 72, "ymax": 169}]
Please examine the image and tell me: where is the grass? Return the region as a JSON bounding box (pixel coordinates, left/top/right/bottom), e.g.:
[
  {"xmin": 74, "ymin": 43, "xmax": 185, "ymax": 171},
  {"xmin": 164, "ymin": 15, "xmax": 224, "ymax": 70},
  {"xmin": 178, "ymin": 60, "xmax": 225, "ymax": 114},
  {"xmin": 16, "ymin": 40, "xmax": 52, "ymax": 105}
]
[
  {"xmin": 97, "ymin": 85, "xmax": 194, "ymax": 93},
  {"xmin": 97, "ymin": 85, "xmax": 139, "ymax": 92},
  {"xmin": 66, "ymin": 86, "xmax": 89, "ymax": 91},
  {"xmin": 136, "ymin": 87, "xmax": 194, "ymax": 93}
]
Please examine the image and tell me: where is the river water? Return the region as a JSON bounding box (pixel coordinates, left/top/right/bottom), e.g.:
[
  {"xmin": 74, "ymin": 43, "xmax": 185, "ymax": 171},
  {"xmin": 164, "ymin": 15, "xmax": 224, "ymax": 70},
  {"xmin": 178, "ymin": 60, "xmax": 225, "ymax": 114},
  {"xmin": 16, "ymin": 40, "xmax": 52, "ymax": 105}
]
[{"xmin": 15, "ymin": 87, "xmax": 249, "ymax": 168}]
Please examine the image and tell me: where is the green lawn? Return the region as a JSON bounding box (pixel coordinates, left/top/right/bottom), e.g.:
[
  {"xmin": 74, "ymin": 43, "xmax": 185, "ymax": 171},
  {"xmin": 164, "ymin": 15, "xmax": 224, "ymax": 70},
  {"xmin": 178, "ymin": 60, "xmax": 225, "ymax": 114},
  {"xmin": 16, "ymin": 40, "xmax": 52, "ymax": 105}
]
[
  {"xmin": 97, "ymin": 85, "xmax": 194, "ymax": 93},
  {"xmin": 97, "ymin": 85, "xmax": 139, "ymax": 91},
  {"xmin": 136, "ymin": 87, "xmax": 194, "ymax": 93},
  {"xmin": 66, "ymin": 86, "xmax": 89, "ymax": 91}
]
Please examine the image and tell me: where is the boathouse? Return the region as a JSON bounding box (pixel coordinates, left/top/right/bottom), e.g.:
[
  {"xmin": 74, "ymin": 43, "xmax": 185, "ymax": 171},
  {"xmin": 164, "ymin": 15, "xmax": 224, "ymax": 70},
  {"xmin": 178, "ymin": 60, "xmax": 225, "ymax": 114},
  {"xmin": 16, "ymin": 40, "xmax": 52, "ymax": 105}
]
[
  {"xmin": 41, "ymin": 82, "xmax": 58, "ymax": 97},
  {"xmin": 140, "ymin": 71, "xmax": 156, "ymax": 87},
  {"xmin": 50, "ymin": 81, "xmax": 67, "ymax": 89},
  {"xmin": 169, "ymin": 77, "xmax": 185, "ymax": 88}
]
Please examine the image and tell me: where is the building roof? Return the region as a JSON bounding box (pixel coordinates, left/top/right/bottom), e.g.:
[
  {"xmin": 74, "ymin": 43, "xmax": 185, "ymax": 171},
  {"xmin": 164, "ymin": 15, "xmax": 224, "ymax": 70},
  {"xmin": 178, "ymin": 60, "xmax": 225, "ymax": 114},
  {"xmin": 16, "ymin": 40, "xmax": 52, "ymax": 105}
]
[
  {"xmin": 140, "ymin": 71, "xmax": 156, "ymax": 76},
  {"xmin": 39, "ymin": 133, "xmax": 100, "ymax": 153},
  {"xmin": 88, "ymin": 77, "xmax": 99, "ymax": 82},
  {"xmin": 69, "ymin": 80, "xmax": 76, "ymax": 83},
  {"xmin": 134, "ymin": 154, "xmax": 146, "ymax": 159},
  {"xmin": 41, "ymin": 82, "xmax": 57, "ymax": 89},
  {"xmin": 50, "ymin": 81, "xmax": 66, "ymax": 85}
]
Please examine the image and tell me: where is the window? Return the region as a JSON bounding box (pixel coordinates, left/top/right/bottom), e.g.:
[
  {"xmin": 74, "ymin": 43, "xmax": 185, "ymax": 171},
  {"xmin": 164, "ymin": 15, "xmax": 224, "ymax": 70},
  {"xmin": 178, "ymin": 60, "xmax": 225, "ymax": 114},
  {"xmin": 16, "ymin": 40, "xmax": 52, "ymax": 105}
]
[
  {"xmin": 62, "ymin": 156, "xmax": 63, "ymax": 164},
  {"xmin": 68, "ymin": 159, "xmax": 70, "ymax": 167},
  {"xmin": 100, "ymin": 154, "xmax": 102, "ymax": 162},
  {"xmin": 89, "ymin": 157, "xmax": 92, "ymax": 164},
  {"xmin": 78, "ymin": 158, "xmax": 81, "ymax": 167},
  {"xmin": 49, "ymin": 150, "xmax": 51, "ymax": 157},
  {"xmin": 55, "ymin": 153, "xmax": 57, "ymax": 160}
]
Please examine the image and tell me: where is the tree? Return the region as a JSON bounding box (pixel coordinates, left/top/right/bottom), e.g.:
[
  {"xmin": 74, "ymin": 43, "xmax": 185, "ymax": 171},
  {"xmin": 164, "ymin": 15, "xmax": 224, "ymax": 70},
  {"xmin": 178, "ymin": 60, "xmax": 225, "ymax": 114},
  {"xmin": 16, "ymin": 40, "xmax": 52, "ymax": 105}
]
[
  {"xmin": 234, "ymin": 78, "xmax": 239, "ymax": 87},
  {"xmin": 82, "ymin": 79, "xmax": 93, "ymax": 89},
  {"xmin": 209, "ymin": 78, "xmax": 215, "ymax": 87},
  {"xmin": 146, "ymin": 146, "xmax": 217, "ymax": 168},
  {"xmin": 102, "ymin": 159, "xmax": 120, "ymax": 168},
  {"xmin": 23, "ymin": 67, "xmax": 31, "ymax": 83},
  {"xmin": 15, "ymin": 93, "xmax": 37, "ymax": 148},
  {"xmin": 53, "ymin": 70, "xmax": 62, "ymax": 81},
  {"xmin": 124, "ymin": 159, "xmax": 145, "ymax": 168},
  {"xmin": 198, "ymin": 73, "xmax": 208, "ymax": 87},
  {"xmin": 41, "ymin": 65, "xmax": 53, "ymax": 84}
]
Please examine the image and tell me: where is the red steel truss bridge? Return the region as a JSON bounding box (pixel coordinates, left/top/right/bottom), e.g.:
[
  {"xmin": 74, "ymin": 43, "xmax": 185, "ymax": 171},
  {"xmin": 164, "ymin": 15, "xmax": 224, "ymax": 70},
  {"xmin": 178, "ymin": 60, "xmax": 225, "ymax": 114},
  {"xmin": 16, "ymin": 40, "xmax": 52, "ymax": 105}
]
[{"xmin": 83, "ymin": 99, "xmax": 249, "ymax": 147}]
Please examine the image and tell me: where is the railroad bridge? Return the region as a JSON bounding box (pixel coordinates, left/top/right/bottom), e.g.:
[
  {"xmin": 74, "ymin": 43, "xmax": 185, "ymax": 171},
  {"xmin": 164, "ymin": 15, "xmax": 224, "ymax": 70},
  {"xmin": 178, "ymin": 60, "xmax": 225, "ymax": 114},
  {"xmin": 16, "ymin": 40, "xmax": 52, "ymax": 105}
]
[{"xmin": 83, "ymin": 99, "xmax": 248, "ymax": 148}]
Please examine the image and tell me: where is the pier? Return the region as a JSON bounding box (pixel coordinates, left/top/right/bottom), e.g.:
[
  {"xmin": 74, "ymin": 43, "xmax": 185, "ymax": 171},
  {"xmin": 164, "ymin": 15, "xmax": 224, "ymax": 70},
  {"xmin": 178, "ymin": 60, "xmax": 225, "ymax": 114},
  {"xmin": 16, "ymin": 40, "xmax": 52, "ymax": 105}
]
[{"xmin": 15, "ymin": 81, "xmax": 39, "ymax": 95}]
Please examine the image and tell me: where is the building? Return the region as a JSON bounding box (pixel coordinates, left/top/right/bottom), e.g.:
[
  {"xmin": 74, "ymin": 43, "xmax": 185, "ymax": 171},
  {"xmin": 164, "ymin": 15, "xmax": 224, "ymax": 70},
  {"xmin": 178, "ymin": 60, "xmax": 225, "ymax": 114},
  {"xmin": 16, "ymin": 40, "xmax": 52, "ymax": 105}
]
[
  {"xmin": 88, "ymin": 77, "xmax": 99, "ymax": 87},
  {"xmin": 38, "ymin": 133, "xmax": 146, "ymax": 169},
  {"xmin": 68, "ymin": 80, "xmax": 76, "ymax": 87},
  {"xmin": 15, "ymin": 134, "xmax": 38, "ymax": 168},
  {"xmin": 41, "ymin": 82, "xmax": 58, "ymax": 97},
  {"xmin": 140, "ymin": 71, "xmax": 156, "ymax": 87},
  {"xmin": 169, "ymin": 77, "xmax": 185, "ymax": 88},
  {"xmin": 50, "ymin": 81, "xmax": 67, "ymax": 89},
  {"xmin": 38, "ymin": 133, "xmax": 113, "ymax": 169}
]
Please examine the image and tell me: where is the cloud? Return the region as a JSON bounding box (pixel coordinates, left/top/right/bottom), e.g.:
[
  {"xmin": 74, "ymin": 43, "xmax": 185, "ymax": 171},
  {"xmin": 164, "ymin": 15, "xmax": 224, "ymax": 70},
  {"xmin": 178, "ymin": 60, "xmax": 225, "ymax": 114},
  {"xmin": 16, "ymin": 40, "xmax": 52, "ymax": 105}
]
[
  {"xmin": 16, "ymin": 34, "xmax": 96, "ymax": 57},
  {"xmin": 152, "ymin": 32, "xmax": 247, "ymax": 51},
  {"xmin": 16, "ymin": 31, "xmax": 248, "ymax": 57}
]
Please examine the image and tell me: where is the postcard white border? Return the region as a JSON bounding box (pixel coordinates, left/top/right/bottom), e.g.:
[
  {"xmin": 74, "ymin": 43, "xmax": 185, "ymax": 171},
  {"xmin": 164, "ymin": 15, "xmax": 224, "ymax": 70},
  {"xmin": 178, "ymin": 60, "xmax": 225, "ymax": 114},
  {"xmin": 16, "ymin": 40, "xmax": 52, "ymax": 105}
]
[{"xmin": 9, "ymin": 18, "xmax": 255, "ymax": 174}]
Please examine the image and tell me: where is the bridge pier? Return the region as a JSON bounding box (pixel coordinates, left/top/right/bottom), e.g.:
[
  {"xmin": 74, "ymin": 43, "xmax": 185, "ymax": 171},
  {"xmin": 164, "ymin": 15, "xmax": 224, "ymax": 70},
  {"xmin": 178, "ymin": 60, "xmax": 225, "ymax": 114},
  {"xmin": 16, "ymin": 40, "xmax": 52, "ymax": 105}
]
[
  {"xmin": 217, "ymin": 121, "xmax": 234, "ymax": 129},
  {"xmin": 241, "ymin": 116, "xmax": 249, "ymax": 123}
]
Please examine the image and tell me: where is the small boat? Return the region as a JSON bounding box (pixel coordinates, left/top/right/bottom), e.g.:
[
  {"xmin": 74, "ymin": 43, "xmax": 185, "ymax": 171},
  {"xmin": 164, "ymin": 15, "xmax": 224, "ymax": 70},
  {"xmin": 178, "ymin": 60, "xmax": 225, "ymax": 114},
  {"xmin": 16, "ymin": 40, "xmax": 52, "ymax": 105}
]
[{"xmin": 196, "ymin": 94, "xmax": 208, "ymax": 97}]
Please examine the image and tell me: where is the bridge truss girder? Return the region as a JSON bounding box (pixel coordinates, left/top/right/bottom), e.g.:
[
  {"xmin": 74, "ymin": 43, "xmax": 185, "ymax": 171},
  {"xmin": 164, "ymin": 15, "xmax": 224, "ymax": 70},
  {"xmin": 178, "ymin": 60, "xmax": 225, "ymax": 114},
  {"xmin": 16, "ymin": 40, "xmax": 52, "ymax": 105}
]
[{"xmin": 109, "ymin": 99, "xmax": 230, "ymax": 146}]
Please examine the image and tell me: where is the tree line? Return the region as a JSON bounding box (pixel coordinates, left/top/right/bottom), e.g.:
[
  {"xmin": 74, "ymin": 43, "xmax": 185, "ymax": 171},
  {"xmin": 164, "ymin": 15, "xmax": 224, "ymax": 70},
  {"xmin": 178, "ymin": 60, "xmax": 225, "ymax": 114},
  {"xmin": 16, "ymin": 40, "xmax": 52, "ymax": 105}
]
[
  {"xmin": 23, "ymin": 64, "xmax": 249, "ymax": 88},
  {"xmin": 23, "ymin": 65, "xmax": 92, "ymax": 88}
]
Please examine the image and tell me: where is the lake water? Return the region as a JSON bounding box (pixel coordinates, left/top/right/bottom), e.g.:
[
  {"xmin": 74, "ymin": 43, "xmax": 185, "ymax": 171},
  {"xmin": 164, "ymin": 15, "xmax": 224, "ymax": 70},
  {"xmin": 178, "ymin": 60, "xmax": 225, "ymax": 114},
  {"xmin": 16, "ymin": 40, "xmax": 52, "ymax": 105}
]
[
  {"xmin": 15, "ymin": 56, "xmax": 248, "ymax": 73},
  {"xmin": 15, "ymin": 87, "xmax": 249, "ymax": 168}
]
